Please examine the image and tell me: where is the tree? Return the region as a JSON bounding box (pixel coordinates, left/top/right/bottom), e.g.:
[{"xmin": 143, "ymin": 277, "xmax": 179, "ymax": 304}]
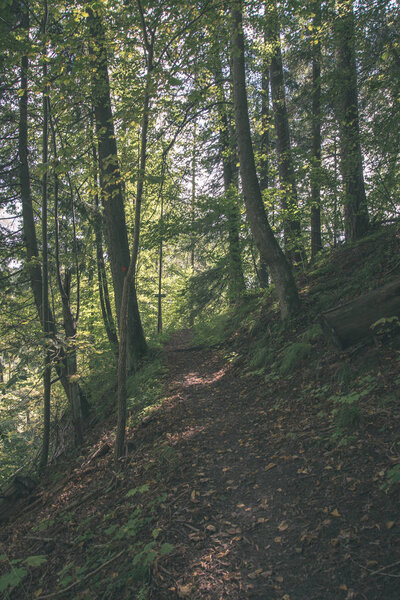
[
  {"xmin": 311, "ymin": 0, "xmax": 323, "ymax": 257},
  {"xmin": 87, "ymin": 4, "xmax": 147, "ymax": 372},
  {"xmin": 334, "ymin": 0, "xmax": 369, "ymax": 241},
  {"xmin": 231, "ymin": 1, "xmax": 300, "ymax": 320},
  {"xmin": 265, "ymin": 0, "xmax": 302, "ymax": 263},
  {"xmin": 18, "ymin": 3, "xmax": 85, "ymax": 449}
]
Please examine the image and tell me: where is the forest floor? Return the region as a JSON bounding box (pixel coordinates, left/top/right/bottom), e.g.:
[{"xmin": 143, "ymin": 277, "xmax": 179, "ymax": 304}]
[{"xmin": 1, "ymin": 322, "xmax": 400, "ymax": 599}]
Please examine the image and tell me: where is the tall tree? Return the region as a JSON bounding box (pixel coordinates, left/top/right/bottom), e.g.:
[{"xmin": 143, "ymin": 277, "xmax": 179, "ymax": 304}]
[
  {"xmin": 334, "ymin": 0, "xmax": 369, "ymax": 241},
  {"xmin": 87, "ymin": 4, "xmax": 147, "ymax": 372},
  {"xmin": 39, "ymin": 0, "xmax": 51, "ymax": 469},
  {"xmin": 231, "ymin": 1, "xmax": 300, "ymax": 319},
  {"xmin": 212, "ymin": 50, "xmax": 246, "ymax": 301},
  {"xmin": 265, "ymin": 0, "xmax": 302, "ymax": 263},
  {"xmin": 311, "ymin": 0, "xmax": 323, "ymax": 257},
  {"xmin": 18, "ymin": 4, "xmax": 85, "ymax": 448}
]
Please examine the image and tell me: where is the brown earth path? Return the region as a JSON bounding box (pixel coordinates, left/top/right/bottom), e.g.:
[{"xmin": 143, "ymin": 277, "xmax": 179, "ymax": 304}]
[
  {"xmin": 1, "ymin": 330, "xmax": 399, "ymax": 599},
  {"xmin": 141, "ymin": 331, "xmax": 400, "ymax": 600}
]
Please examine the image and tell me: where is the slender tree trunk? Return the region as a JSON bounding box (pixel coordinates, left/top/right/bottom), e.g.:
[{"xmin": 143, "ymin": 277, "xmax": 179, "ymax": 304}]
[
  {"xmin": 334, "ymin": 0, "xmax": 369, "ymax": 241},
  {"xmin": 87, "ymin": 6, "xmax": 146, "ymax": 371},
  {"xmin": 213, "ymin": 53, "xmax": 246, "ymax": 300},
  {"xmin": 39, "ymin": 0, "xmax": 51, "ymax": 470},
  {"xmin": 265, "ymin": 0, "xmax": 302, "ymax": 263},
  {"xmin": 231, "ymin": 1, "xmax": 300, "ymax": 319},
  {"xmin": 259, "ymin": 51, "xmax": 271, "ymax": 287},
  {"xmin": 91, "ymin": 133, "xmax": 118, "ymax": 352},
  {"xmin": 311, "ymin": 0, "xmax": 323, "ymax": 258},
  {"xmin": 49, "ymin": 108, "xmax": 84, "ymax": 445},
  {"xmin": 157, "ymin": 191, "xmax": 164, "ymax": 334},
  {"xmin": 115, "ymin": 30, "xmax": 154, "ymax": 459},
  {"xmin": 18, "ymin": 14, "xmax": 88, "ymax": 447},
  {"xmin": 191, "ymin": 122, "xmax": 196, "ymax": 271}
]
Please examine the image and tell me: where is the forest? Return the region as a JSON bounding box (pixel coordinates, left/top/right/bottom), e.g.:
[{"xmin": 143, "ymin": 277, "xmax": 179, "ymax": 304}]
[{"xmin": 0, "ymin": 0, "xmax": 399, "ymax": 598}]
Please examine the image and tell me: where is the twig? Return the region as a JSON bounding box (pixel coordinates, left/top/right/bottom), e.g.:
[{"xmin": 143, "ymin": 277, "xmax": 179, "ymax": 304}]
[
  {"xmin": 25, "ymin": 535, "xmax": 73, "ymax": 545},
  {"xmin": 35, "ymin": 550, "xmax": 125, "ymax": 598},
  {"xmin": 369, "ymin": 559, "xmax": 400, "ymax": 577}
]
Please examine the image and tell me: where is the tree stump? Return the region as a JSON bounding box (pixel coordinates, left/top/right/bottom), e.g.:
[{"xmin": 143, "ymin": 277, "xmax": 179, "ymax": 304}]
[{"xmin": 320, "ymin": 277, "xmax": 400, "ymax": 350}]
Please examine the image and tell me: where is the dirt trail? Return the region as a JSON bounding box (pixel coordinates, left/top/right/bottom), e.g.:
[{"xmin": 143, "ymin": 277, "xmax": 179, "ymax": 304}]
[
  {"xmin": 1, "ymin": 331, "xmax": 399, "ymax": 599},
  {"xmin": 141, "ymin": 331, "xmax": 399, "ymax": 599}
]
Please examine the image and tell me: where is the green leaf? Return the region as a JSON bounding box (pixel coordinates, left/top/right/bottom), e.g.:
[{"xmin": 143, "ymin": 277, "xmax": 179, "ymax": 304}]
[
  {"xmin": 159, "ymin": 543, "xmax": 174, "ymax": 557},
  {"xmin": 24, "ymin": 555, "xmax": 47, "ymax": 567},
  {"xmin": 0, "ymin": 568, "xmax": 28, "ymax": 593}
]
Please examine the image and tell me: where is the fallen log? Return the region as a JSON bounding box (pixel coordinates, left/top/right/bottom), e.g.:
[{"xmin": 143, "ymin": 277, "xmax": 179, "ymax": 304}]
[{"xmin": 320, "ymin": 277, "xmax": 400, "ymax": 350}]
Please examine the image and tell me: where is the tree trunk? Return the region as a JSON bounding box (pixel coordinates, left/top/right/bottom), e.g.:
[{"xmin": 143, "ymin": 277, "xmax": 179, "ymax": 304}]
[
  {"xmin": 39, "ymin": 0, "xmax": 51, "ymax": 470},
  {"xmin": 259, "ymin": 47, "xmax": 271, "ymax": 287},
  {"xmin": 311, "ymin": 0, "xmax": 323, "ymax": 258},
  {"xmin": 334, "ymin": 0, "xmax": 369, "ymax": 242},
  {"xmin": 265, "ymin": 0, "xmax": 303, "ymax": 263},
  {"xmin": 213, "ymin": 51, "xmax": 246, "ymax": 300},
  {"xmin": 115, "ymin": 22, "xmax": 154, "ymax": 459},
  {"xmin": 18, "ymin": 15, "xmax": 87, "ymax": 443},
  {"xmin": 91, "ymin": 134, "xmax": 118, "ymax": 353},
  {"xmin": 231, "ymin": 1, "xmax": 300, "ymax": 320},
  {"xmin": 50, "ymin": 108, "xmax": 84, "ymax": 446},
  {"xmin": 87, "ymin": 6, "xmax": 147, "ymax": 371}
]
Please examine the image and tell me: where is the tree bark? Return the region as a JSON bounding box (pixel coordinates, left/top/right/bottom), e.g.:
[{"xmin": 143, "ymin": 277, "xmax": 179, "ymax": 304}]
[
  {"xmin": 87, "ymin": 6, "xmax": 147, "ymax": 371},
  {"xmin": 231, "ymin": 1, "xmax": 300, "ymax": 320},
  {"xmin": 334, "ymin": 0, "xmax": 369, "ymax": 241},
  {"xmin": 265, "ymin": 0, "xmax": 303, "ymax": 263},
  {"xmin": 311, "ymin": 0, "xmax": 323, "ymax": 258}
]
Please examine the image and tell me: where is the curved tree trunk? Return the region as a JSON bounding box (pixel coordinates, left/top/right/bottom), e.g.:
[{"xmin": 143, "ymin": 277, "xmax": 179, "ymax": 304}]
[{"xmin": 231, "ymin": 1, "xmax": 300, "ymax": 320}]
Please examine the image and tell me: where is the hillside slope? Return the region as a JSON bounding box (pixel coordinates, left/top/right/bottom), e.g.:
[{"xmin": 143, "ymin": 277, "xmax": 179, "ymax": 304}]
[{"xmin": 1, "ymin": 226, "xmax": 400, "ymax": 599}]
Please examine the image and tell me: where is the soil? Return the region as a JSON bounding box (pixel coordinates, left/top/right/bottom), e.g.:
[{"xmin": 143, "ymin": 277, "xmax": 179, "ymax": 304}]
[{"xmin": 1, "ymin": 329, "xmax": 399, "ymax": 599}]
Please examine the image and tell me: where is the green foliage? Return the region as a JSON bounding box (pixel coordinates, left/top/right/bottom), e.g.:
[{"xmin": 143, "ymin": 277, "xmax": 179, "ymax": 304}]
[
  {"xmin": 301, "ymin": 324, "xmax": 323, "ymax": 343},
  {"xmin": 0, "ymin": 554, "xmax": 47, "ymax": 594},
  {"xmin": 279, "ymin": 342, "xmax": 312, "ymax": 375},
  {"xmin": 383, "ymin": 465, "xmax": 400, "ymax": 491},
  {"xmin": 193, "ymin": 297, "xmax": 259, "ymax": 348},
  {"xmin": 126, "ymin": 355, "xmax": 167, "ymax": 425},
  {"xmin": 125, "ymin": 483, "xmax": 150, "ymax": 498}
]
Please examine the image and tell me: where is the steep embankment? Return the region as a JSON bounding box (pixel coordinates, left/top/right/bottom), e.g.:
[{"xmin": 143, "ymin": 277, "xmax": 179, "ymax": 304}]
[{"xmin": 1, "ymin": 228, "xmax": 400, "ymax": 599}]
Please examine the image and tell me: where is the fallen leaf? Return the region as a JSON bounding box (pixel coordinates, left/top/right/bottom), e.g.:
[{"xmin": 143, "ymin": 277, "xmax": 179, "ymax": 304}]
[
  {"xmin": 339, "ymin": 584, "xmax": 348, "ymax": 591},
  {"xmin": 177, "ymin": 583, "xmax": 193, "ymax": 597},
  {"xmin": 265, "ymin": 462, "xmax": 276, "ymax": 471},
  {"xmin": 331, "ymin": 508, "xmax": 341, "ymax": 518},
  {"xmin": 206, "ymin": 524, "xmax": 216, "ymax": 532},
  {"xmin": 278, "ymin": 520, "xmax": 288, "ymax": 531},
  {"xmin": 386, "ymin": 521, "xmax": 395, "ymax": 529}
]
